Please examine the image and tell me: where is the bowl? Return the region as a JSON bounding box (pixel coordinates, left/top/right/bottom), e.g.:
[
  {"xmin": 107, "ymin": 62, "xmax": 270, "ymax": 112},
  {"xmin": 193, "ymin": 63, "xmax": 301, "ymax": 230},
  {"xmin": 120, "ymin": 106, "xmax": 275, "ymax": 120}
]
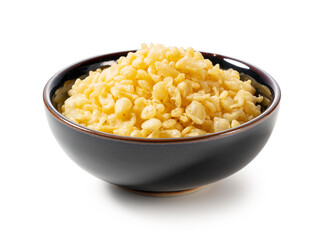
[{"xmin": 43, "ymin": 50, "xmax": 281, "ymax": 194}]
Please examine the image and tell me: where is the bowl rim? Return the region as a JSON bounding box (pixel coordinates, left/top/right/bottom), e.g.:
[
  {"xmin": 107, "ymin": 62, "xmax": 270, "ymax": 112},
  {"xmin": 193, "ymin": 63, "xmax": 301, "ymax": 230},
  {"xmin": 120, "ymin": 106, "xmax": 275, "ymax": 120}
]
[{"xmin": 43, "ymin": 50, "xmax": 281, "ymax": 143}]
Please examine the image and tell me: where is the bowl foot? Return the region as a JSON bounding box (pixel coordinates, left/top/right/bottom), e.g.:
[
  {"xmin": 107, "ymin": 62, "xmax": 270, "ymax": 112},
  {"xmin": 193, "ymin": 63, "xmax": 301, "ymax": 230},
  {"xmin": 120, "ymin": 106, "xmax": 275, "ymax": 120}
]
[{"xmin": 119, "ymin": 186, "xmax": 204, "ymax": 197}]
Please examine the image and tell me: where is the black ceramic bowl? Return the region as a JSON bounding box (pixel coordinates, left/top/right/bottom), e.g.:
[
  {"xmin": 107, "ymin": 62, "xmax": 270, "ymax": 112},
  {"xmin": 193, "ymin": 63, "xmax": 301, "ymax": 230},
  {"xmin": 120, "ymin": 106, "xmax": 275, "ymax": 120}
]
[{"xmin": 43, "ymin": 50, "xmax": 281, "ymax": 194}]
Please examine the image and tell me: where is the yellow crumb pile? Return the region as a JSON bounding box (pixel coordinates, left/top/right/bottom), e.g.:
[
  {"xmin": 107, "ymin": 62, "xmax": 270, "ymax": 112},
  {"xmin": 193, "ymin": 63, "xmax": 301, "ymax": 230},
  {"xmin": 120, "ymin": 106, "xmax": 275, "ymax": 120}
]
[{"xmin": 59, "ymin": 43, "xmax": 263, "ymax": 138}]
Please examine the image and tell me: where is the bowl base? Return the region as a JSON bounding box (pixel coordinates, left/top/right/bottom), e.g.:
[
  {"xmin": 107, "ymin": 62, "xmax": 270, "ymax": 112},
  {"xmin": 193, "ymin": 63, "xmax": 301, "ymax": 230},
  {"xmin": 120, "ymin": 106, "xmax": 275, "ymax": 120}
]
[{"xmin": 119, "ymin": 186, "xmax": 204, "ymax": 197}]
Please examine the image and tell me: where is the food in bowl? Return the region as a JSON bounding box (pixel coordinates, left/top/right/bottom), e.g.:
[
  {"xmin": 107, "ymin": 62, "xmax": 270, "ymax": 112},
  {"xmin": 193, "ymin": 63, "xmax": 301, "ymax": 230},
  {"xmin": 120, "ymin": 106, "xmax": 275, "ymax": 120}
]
[{"xmin": 55, "ymin": 44, "xmax": 263, "ymax": 138}]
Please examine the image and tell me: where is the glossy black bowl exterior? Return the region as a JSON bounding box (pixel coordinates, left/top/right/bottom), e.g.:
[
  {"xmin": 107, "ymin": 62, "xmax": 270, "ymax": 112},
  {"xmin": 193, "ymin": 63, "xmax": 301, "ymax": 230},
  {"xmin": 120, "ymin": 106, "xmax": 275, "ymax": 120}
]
[{"xmin": 43, "ymin": 51, "xmax": 281, "ymax": 192}]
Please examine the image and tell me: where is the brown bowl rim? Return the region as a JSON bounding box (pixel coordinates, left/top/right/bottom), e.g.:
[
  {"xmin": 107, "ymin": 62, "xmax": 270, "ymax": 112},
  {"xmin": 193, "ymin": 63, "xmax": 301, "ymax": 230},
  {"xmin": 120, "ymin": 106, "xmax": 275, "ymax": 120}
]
[{"xmin": 43, "ymin": 50, "xmax": 281, "ymax": 143}]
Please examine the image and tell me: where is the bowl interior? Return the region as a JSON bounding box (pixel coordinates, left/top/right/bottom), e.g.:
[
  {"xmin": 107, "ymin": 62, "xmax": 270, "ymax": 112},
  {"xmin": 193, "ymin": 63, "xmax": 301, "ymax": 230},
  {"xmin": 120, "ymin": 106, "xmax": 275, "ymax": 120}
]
[{"xmin": 44, "ymin": 50, "xmax": 280, "ymax": 141}]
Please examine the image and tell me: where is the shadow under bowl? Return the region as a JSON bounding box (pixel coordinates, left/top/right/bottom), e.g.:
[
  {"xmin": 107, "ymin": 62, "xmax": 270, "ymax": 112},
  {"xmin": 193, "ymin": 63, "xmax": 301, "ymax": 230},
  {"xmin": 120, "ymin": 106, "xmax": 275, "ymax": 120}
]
[{"xmin": 43, "ymin": 50, "xmax": 281, "ymax": 193}]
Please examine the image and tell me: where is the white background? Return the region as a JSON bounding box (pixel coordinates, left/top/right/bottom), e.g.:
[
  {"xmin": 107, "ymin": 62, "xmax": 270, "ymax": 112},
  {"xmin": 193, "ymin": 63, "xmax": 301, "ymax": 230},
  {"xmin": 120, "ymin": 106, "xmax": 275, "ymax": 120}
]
[{"xmin": 1, "ymin": 0, "xmax": 325, "ymax": 239}]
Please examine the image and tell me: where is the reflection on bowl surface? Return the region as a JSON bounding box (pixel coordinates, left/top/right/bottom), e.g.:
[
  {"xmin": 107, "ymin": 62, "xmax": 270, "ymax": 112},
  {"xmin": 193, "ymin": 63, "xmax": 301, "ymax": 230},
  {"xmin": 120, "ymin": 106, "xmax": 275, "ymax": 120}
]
[{"xmin": 43, "ymin": 50, "xmax": 281, "ymax": 193}]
